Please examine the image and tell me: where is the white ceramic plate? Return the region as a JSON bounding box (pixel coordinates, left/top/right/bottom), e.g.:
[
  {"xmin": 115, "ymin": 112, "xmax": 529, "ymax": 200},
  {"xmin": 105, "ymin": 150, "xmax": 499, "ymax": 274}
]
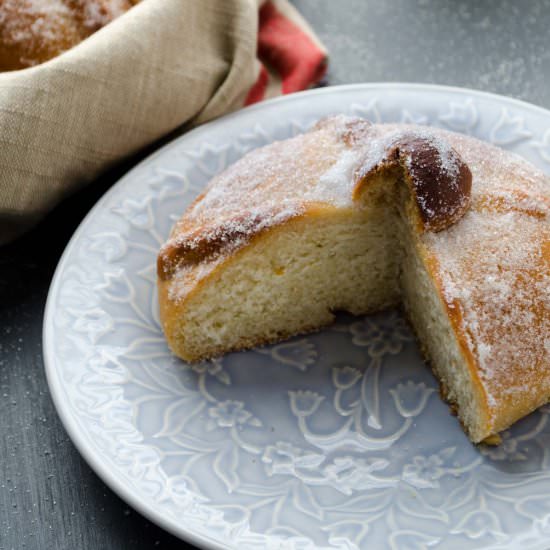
[{"xmin": 44, "ymin": 84, "xmax": 550, "ymax": 550}]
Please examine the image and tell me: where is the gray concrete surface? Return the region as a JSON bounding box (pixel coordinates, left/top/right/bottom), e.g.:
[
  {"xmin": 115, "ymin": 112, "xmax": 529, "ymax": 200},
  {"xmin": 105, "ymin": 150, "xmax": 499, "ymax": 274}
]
[{"xmin": 295, "ymin": 0, "xmax": 550, "ymax": 110}]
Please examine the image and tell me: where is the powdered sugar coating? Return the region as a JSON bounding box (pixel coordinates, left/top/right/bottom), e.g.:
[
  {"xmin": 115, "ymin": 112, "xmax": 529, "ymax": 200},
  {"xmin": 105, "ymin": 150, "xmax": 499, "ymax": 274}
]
[
  {"xmin": 313, "ymin": 148, "xmax": 362, "ymax": 205},
  {"xmin": 185, "ymin": 122, "xmax": 352, "ymax": 220}
]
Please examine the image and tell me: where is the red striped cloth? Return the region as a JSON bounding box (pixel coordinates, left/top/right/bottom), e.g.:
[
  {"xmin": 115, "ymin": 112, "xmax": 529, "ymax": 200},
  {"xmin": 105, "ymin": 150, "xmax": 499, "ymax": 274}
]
[{"xmin": 245, "ymin": 0, "xmax": 328, "ymax": 106}]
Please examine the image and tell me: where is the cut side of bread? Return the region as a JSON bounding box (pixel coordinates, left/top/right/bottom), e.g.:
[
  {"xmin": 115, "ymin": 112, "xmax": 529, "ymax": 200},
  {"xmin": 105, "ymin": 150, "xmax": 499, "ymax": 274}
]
[
  {"xmin": 160, "ymin": 202, "xmax": 402, "ymax": 362},
  {"xmin": 400, "ymin": 232, "xmax": 490, "ymax": 442}
]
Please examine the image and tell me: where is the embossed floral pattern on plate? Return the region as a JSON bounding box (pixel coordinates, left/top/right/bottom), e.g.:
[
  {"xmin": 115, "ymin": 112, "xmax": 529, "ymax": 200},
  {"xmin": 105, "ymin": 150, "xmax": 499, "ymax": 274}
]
[{"xmin": 44, "ymin": 84, "xmax": 550, "ymax": 550}]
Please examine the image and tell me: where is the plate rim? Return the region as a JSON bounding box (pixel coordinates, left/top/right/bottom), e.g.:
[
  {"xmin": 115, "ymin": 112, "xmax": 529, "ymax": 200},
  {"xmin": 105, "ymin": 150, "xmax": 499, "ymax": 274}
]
[{"xmin": 42, "ymin": 82, "xmax": 550, "ymax": 549}]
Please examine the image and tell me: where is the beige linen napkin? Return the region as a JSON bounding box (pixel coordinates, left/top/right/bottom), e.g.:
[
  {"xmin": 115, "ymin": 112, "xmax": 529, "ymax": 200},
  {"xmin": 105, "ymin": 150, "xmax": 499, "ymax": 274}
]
[{"xmin": 0, "ymin": 0, "xmax": 326, "ymax": 244}]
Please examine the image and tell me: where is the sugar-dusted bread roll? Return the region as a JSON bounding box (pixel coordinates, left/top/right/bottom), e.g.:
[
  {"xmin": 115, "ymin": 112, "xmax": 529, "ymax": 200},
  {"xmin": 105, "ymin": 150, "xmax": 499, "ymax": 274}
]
[
  {"xmin": 0, "ymin": 0, "xmax": 139, "ymax": 71},
  {"xmin": 157, "ymin": 116, "xmax": 550, "ymax": 443}
]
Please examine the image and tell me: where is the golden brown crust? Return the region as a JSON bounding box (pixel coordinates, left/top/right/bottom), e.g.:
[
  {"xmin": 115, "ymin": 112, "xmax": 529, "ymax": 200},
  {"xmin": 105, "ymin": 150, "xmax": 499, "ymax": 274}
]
[{"xmin": 158, "ymin": 205, "xmax": 304, "ymax": 281}]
